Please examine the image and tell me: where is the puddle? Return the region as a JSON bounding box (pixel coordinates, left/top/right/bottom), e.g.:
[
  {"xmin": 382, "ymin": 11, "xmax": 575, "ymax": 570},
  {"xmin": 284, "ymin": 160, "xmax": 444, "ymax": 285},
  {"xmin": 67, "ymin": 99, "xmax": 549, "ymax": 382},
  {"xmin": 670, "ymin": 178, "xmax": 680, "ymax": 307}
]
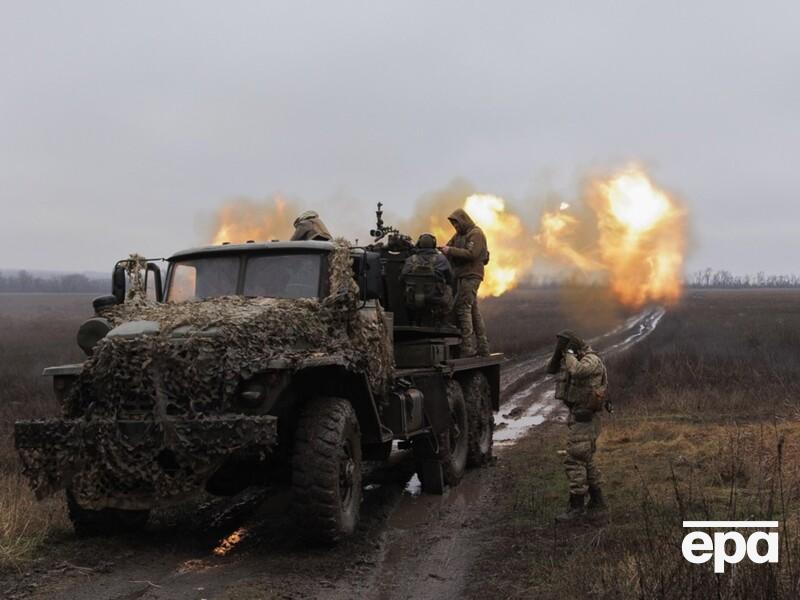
[
  {"xmin": 494, "ymin": 389, "xmax": 557, "ymax": 446},
  {"xmin": 404, "ymin": 474, "xmax": 421, "ymax": 496}
]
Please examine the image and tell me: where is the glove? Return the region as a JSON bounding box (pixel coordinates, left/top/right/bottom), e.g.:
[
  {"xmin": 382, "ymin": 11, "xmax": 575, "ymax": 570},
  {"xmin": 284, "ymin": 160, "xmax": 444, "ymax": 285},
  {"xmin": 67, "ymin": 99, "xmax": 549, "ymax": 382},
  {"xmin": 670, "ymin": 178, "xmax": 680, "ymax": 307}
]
[{"xmin": 604, "ymin": 400, "xmax": 614, "ymax": 414}]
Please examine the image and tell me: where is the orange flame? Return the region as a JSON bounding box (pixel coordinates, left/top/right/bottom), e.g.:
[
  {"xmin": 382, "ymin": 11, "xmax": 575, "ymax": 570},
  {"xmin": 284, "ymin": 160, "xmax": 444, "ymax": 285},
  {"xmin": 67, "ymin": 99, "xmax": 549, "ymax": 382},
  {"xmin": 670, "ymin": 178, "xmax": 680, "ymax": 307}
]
[
  {"xmin": 537, "ymin": 166, "xmax": 686, "ymax": 307},
  {"xmin": 427, "ymin": 194, "xmax": 532, "ymax": 297},
  {"xmin": 537, "ymin": 209, "xmax": 603, "ymax": 273},
  {"xmin": 210, "ymin": 197, "xmax": 297, "ymax": 245},
  {"xmin": 213, "ymin": 527, "xmax": 247, "ymax": 556}
]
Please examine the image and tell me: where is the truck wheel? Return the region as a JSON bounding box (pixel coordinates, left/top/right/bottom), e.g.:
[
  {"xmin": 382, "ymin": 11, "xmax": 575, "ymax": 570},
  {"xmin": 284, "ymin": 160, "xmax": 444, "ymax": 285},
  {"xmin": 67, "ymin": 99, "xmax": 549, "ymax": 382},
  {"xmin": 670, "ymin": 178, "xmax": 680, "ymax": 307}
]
[
  {"xmin": 413, "ymin": 379, "xmax": 468, "ymax": 493},
  {"xmin": 292, "ymin": 397, "xmax": 362, "ymax": 543},
  {"xmin": 443, "ymin": 379, "xmax": 469, "ymax": 486},
  {"xmin": 66, "ymin": 490, "xmax": 149, "ymax": 537},
  {"xmin": 463, "ymin": 372, "xmax": 494, "ymax": 467}
]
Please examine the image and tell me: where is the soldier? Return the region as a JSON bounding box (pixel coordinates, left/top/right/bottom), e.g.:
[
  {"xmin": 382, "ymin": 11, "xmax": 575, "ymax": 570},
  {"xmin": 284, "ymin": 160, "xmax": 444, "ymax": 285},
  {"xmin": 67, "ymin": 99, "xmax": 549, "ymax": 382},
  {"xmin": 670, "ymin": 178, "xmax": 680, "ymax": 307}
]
[
  {"xmin": 441, "ymin": 209, "xmax": 490, "ymax": 357},
  {"xmin": 400, "ymin": 233, "xmax": 453, "ymax": 323},
  {"xmin": 291, "ymin": 210, "xmax": 333, "ymax": 241},
  {"xmin": 550, "ymin": 330, "xmax": 609, "ymax": 522}
]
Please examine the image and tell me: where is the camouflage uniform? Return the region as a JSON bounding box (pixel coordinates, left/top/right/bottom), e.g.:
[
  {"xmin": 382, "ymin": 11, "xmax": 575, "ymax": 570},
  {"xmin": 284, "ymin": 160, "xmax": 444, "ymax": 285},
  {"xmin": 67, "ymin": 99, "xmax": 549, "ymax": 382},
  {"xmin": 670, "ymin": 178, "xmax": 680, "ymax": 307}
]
[
  {"xmin": 291, "ymin": 211, "xmax": 332, "ymax": 241},
  {"xmin": 555, "ymin": 344, "xmax": 608, "ymax": 520},
  {"xmin": 445, "ymin": 209, "xmax": 489, "ymax": 356},
  {"xmin": 400, "ymin": 250, "xmax": 453, "ymax": 320}
]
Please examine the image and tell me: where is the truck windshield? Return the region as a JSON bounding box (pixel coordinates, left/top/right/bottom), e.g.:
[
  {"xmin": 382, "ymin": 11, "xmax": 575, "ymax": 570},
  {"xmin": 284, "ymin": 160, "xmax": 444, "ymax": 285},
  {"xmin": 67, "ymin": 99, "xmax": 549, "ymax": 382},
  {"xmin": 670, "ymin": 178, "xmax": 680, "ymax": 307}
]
[
  {"xmin": 167, "ymin": 257, "xmax": 239, "ymax": 302},
  {"xmin": 244, "ymin": 253, "xmax": 323, "ymax": 298},
  {"xmin": 167, "ymin": 253, "xmax": 325, "ymax": 302}
]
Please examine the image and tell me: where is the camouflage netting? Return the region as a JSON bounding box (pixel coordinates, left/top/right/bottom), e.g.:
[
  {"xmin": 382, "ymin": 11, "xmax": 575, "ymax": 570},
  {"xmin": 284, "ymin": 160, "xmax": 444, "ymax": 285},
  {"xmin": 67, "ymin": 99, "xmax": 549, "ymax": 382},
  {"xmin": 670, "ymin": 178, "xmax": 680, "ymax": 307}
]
[{"xmin": 17, "ymin": 240, "xmax": 394, "ymax": 508}]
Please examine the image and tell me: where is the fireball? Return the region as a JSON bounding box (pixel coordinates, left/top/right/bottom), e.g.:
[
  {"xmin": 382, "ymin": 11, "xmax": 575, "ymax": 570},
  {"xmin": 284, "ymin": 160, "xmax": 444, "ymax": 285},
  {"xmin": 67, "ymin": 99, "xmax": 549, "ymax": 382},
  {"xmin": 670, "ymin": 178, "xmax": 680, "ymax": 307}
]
[
  {"xmin": 592, "ymin": 168, "xmax": 685, "ymax": 307},
  {"xmin": 536, "ymin": 166, "xmax": 686, "ymax": 308},
  {"xmin": 537, "ymin": 207, "xmax": 603, "ymax": 273}
]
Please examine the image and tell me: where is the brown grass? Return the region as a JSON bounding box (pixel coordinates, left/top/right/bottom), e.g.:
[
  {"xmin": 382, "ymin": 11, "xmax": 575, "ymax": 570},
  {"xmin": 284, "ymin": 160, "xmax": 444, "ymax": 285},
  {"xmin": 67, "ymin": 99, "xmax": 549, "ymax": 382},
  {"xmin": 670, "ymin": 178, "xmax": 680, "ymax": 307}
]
[
  {"xmin": 482, "ymin": 285, "xmax": 634, "ymax": 356},
  {"xmin": 0, "ymin": 294, "xmax": 91, "ymax": 570},
  {"xmin": 467, "ymin": 289, "xmax": 800, "ymax": 599}
]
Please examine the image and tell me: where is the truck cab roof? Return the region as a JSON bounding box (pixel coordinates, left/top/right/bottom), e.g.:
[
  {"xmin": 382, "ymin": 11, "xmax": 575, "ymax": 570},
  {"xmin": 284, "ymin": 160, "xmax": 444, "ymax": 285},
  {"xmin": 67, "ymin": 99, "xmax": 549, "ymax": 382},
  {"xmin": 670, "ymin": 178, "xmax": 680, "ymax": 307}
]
[{"xmin": 168, "ymin": 240, "xmax": 337, "ymax": 262}]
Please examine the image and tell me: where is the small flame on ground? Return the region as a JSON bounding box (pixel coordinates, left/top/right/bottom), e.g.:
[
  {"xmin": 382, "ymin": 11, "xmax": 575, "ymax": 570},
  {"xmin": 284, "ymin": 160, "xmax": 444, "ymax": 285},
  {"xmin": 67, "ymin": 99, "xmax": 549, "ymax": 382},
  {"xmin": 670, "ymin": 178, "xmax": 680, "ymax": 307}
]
[{"xmin": 213, "ymin": 527, "xmax": 248, "ymax": 556}]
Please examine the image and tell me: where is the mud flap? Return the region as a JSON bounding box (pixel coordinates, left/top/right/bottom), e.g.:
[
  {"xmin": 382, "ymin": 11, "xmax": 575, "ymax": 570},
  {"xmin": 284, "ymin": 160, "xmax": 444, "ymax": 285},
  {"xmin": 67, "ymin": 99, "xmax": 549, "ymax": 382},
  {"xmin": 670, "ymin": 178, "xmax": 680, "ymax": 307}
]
[
  {"xmin": 412, "ymin": 434, "xmax": 447, "ymax": 495},
  {"xmin": 418, "ymin": 460, "xmax": 445, "ymax": 495}
]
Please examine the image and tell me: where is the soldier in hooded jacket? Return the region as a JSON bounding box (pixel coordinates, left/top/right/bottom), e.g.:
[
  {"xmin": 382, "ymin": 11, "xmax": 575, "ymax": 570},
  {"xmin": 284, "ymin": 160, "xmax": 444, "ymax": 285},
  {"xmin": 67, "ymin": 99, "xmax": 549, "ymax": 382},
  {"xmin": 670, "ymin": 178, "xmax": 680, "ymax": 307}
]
[
  {"xmin": 291, "ymin": 211, "xmax": 333, "ymax": 241},
  {"xmin": 441, "ymin": 208, "xmax": 490, "ymax": 356},
  {"xmin": 553, "ymin": 330, "xmax": 609, "ymax": 522}
]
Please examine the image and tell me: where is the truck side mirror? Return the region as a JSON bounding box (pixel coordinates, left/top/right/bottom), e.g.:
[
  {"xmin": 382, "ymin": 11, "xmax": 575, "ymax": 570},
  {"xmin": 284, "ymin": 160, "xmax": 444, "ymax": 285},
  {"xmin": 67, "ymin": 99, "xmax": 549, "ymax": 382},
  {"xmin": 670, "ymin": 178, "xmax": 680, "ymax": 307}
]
[
  {"xmin": 111, "ymin": 260, "xmax": 164, "ymax": 304},
  {"xmin": 145, "ymin": 263, "xmax": 164, "ymax": 302},
  {"xmin": 112, "ymin": 263, "xmax": 127, "ymax": 304}
]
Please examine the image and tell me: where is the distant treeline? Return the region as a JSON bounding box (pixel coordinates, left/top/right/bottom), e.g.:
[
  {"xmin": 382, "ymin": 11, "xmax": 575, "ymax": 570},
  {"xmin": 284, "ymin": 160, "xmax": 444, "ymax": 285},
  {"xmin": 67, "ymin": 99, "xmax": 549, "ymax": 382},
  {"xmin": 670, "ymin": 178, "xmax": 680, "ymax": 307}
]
[
  {"xmin": 0, "ymin": 271, "xmax": 107, "ymax": 293},
  {"xmin": 520, "ymin": 270, "xmax": 800, "ymax": 290},
  {"xmin": 687, "ymin": 269, "xmax": 800, "ymax": 288}
]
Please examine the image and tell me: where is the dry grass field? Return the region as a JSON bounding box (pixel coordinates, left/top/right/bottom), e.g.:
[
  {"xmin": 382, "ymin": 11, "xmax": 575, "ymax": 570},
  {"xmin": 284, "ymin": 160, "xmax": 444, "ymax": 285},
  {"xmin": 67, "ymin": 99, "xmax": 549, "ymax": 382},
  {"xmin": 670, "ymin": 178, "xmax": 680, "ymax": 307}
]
[
  {"xmin": 481, "ymin": 285, "xmax": 633, "ymax": 356},
  {"xmin": 0, "ymin": 294, "xmax": 93, "ymax": 568},
  {"xmin": 467, "ymin": 289, "xmax": 800, "ymax": 600}
]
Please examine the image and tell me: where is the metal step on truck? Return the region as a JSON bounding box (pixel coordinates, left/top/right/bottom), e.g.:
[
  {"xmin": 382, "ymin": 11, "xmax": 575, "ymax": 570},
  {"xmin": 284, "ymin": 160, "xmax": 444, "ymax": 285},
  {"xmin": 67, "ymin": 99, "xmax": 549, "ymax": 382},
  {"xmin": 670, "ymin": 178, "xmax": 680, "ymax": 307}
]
[{"xmin": 15, "ymin": 207, "xmax": 502, "ymax": 543}]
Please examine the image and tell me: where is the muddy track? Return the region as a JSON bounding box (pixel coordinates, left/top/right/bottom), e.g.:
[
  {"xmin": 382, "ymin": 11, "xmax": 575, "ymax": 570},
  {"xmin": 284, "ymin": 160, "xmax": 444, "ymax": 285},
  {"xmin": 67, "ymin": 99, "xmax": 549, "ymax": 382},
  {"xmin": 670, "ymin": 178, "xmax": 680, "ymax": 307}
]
[{"xmin": 5, "ymin": 307, "xmax": 664, "ymax": 600}]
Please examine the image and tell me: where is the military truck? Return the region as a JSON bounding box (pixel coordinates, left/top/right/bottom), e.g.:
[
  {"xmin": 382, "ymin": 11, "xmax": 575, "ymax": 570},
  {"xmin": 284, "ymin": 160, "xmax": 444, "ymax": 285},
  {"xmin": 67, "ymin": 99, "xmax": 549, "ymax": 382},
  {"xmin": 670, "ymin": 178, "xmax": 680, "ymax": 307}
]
[{"xmin": 15, "ymin": 209, "xmax": 502, "ymax": 542}]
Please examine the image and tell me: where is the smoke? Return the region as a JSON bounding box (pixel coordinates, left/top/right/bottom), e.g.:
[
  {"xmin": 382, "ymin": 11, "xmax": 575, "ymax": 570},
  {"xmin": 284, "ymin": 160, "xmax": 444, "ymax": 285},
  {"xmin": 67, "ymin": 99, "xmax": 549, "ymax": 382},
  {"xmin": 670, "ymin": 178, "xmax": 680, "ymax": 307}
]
[{"xmin": 397, "ymin": 178, "xmax": 477, "ymax": 241}]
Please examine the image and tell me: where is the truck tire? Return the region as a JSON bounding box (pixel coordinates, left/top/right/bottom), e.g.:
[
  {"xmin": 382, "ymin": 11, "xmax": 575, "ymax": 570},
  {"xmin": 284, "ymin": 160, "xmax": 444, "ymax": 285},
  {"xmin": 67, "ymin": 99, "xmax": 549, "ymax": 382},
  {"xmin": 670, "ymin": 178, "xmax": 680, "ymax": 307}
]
[
  {"xmin": 462, "ymin": 372, "xmax": 494, "ymax": 467},
  {"xmin": 443, "ymin": 379, "xmax": 469, "ymax": 485},
  {"xmin": 292, "ymin": 397, "xmax": 362, "ymax": 543},
  {"xmin": 413, "ymin": 379, "xmax": 468, "ymax": 492},
  {"xmin": 66, "ymin": 490, "xmax": 149, "ymax": 537}
]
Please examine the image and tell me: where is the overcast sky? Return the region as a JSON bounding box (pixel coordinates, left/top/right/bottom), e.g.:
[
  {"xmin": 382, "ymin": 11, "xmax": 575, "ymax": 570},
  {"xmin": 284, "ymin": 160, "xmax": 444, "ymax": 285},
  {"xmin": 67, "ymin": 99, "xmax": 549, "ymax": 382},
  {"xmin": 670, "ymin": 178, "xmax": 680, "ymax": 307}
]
[{"xmin": 1, "ymin": 1, "xmax": 797, "ymax": 274}]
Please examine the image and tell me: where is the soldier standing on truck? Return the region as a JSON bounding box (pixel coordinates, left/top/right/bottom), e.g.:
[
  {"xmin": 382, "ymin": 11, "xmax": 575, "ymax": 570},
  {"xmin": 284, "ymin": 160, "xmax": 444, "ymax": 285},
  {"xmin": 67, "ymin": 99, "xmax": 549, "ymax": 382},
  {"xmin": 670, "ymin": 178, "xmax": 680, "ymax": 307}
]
[
  {"xmin": 291, "ymin": 210, "xmax": 333, "ymax": 241},
  {"xmin": 441, "ymin": 208, "xmax": 490, "ymax": 357},
  {"xmin": 547, "ymin": 330, "xmax": 609, "ymax": 522},
  {"xmin": 400, "ymin": 233, "xmax": 454, "ymax": 322}
]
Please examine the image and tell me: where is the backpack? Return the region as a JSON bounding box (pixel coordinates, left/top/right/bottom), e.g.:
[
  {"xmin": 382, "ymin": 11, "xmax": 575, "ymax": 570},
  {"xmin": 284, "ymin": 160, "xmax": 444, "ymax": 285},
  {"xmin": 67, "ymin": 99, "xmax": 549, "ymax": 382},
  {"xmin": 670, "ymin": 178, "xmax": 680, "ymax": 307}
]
[{"xmin": 403, "ymin": 255, "xmax": 449, "ymax": 309}]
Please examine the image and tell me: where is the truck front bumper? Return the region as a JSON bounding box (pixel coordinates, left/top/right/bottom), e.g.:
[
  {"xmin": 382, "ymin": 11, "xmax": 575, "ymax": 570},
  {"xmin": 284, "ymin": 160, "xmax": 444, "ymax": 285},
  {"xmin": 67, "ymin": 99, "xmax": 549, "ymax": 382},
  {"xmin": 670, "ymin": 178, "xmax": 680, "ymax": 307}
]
[{"xmin": 15, "ymin": 415, "xmax": 278, "ymax": 510}]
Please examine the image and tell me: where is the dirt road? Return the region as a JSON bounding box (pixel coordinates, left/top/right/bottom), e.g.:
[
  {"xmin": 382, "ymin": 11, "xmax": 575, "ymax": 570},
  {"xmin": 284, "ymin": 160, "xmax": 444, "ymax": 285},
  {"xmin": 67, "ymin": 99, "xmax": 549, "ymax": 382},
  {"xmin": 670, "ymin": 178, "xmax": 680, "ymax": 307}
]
[{"xmin": 4, "ymin": 308, "xmax": 664, "ymax": 600}]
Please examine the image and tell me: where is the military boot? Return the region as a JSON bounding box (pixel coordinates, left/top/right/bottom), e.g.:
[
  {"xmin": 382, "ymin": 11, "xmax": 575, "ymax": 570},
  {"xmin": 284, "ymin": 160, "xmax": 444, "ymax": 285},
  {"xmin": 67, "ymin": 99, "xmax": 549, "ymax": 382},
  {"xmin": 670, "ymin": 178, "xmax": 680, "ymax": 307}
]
[
  {"xmin": 587, "ymin": 486, "xmax": 607, "ymax": 513},
  {"xmin": 555, "ymin": 494, "xmax": 585, "ymax": 523}
]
